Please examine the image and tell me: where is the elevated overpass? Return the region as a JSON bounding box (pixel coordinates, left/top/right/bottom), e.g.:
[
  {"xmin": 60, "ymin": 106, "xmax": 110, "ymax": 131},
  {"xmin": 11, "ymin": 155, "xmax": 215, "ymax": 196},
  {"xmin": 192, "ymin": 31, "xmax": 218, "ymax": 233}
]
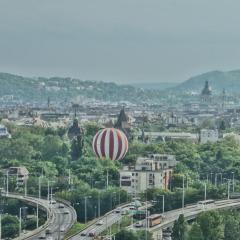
[
  {"xmin": 131, "ymin": 199, "xmax": 240, "ymax": 240},
  {"xmin": 4, "ymin": 193, "xmax": 77, "ymax": 240}
]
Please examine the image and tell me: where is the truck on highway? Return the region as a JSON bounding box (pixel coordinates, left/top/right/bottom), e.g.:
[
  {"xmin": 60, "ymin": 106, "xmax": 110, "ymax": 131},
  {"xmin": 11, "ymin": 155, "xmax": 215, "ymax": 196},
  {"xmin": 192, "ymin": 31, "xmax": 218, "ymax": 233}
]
[{"xmin": 147, "ymin": 214, "xmax": 163, "ymax": 228}]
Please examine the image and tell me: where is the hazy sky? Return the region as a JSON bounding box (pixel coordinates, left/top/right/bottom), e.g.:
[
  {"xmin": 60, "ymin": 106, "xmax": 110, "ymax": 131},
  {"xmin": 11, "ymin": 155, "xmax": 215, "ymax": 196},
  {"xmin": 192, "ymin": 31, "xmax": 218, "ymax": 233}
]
[{"xmin": 0, "ymin": 0, "xmax": 240, "ymax": 84}]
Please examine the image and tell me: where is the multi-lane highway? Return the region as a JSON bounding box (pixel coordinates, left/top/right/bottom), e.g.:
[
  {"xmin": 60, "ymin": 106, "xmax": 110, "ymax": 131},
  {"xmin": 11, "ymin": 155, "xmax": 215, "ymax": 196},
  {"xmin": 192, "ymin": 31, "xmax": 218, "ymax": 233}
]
[
  {"xmin": 69, "ymin": 202, "xmax": 152, "ymax": 240},
  {"xmin": 69, "ymin": 207, "xmax": 126, "ymax": 240},
  {"xmin": 5, "ymin": 193, "xmax": 77, "ymax": 240},
  {"xmin": 129, "ymin": 198, "xmax": 240, "ymax": 240},
  {"xmin": 69, "ymin": 204, "xmax": 138, "ymax": 240}
]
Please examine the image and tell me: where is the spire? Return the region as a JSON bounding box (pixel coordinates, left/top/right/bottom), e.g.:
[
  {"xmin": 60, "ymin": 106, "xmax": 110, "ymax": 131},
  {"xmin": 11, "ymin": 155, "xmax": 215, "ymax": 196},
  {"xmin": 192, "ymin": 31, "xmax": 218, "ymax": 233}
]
[
  {"xmin": 115, "ymin": 107, "xmax": 128, "ymax": 128},
  {"xmin": 201, "ymin": 81, "xmax": 212, "ymax": 96}
]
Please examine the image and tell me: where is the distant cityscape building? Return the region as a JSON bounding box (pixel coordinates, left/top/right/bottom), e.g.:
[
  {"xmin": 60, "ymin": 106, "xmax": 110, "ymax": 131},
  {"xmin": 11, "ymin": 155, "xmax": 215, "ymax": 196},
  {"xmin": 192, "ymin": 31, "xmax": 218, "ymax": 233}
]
[
  {"xmin": 137, "ymin": 131, "xmax": 199, "ymax": 143},
  {"xmin": 68, "ymin": 118, "xmax": 84, "ymax": 140},
  {"xmin": 119, "ymin": 154, "xmax": 177, "ymax": 195},
  {"xmin": 200, "ymin": 129, "xmax": 219, "ymax": 144},
  {"xmin": 114, "ymin": 108, "xmax": 131, "ymax": 138},
  {"xmin": 201, "ymin": 81, "xmax": 212, "ymax": 102}
]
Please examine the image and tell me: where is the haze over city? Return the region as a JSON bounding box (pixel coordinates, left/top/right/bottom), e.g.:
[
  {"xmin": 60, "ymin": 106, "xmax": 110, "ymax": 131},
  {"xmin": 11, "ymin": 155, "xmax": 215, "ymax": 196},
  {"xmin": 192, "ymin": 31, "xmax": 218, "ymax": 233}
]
[{"xmin": 1, "ymin": 0, "xmax": 240, "ymax": 83}]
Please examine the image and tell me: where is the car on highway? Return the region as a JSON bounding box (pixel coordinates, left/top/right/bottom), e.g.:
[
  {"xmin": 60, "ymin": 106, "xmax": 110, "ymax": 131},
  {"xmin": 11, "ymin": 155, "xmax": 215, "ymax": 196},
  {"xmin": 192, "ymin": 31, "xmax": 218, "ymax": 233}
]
[
  {"xmin": 96, "ymin": 220, "xmax": 104, "ymax": 225},
  {"xmin": 63, "ymin": 210, "xmax": 69, "ymax": 214},
  {"xmin": 134, "ymin": 222, "xmax": 143, "ymax": 228},
  {"xmin": 49, "ymin": 199, "xmax": 56, "ymax": 204},
  {"xmin": 129, "ymin": 205, "xmax": 136, "ymax": 210},
  {"xmin": 115, "ymin": 207, "xmax": 122, "ymax": 213},
  {"xmin": 88, "ymin": 231, "xmax": 96, "ymax": 237},
  {"xmin": 58, "ymin": 203, "xmax": 65, "ymax": 208},
  {"xmin": 39, "ymin": 234, "xmax": 46, "ymax": 239},
  {"xmin": 45, "ymin": 228, "xmax": 52, "ymax": 235},
  {"xmin": 46, "ymin": 237, "xmax": 53, "ymax": 240},
  {"xmin": 60, "ymin": 226, "xmax": 65, "ymax": 232},
  {"xmin": 80, "ymin": 231, "xmax": 87, "ymax": 236}
]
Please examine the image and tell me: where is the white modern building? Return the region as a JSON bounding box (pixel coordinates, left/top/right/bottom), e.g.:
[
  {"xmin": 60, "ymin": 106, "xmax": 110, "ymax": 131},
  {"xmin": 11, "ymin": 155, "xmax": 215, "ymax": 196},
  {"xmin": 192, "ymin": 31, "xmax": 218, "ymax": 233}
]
[
  {"xmin": 8, "ymin": 166, "xmax": 29, "ymax": 187},
  {"xmin": 200, "ymin": 129, "xmax": 219, "ymax": 144},
  {"xmin": 119, "ymin": 154, "xmax": 177, "ymax": 195},
  {"xmin": 0, "ymin": 124, "xmax": 11, "ymax": 138}
]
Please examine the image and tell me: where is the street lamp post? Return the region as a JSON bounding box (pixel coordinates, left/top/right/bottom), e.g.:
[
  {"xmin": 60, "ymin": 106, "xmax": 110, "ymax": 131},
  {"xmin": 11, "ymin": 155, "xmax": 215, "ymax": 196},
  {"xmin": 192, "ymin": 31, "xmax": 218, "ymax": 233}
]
[
  {"xmin": 36, "ymin": 203, "xmax": 39, "ymax": 228},
  {"xmin": 106, "ymin": 170, "xmax": 109, "ymax": 189},
  {"xmin": 159, "ymin": 195, "xmax": 165, "ymax": 214},
  {"xmin": 0, "ymin": 213, "xmax": 1, "ymax": 240},
  {"xmin": 182, "ymin": 176, "xmax": 185, "ymax": 211},
  {"xmin": 24, "ymin": 179, "xmax": 27, "ymax": 197},
  {"xmin": 68, "ymin": 169, "xmax": 71, "ymax": 186},
  {"xmin": 232, "ymin": 172, "xmax": 235, "ymax": 193},
  {"xmin": 48, "ymin": 181, "xmax": 55, "ymax": 205},
  {"xmin": 204, "ymin": 182, "xmax": 207, "ymax": 201},
  {"xmin": 38, "ymin": 176, "xmax": 41, "ymax": 199},
  {"xmin": 215, "ymin": 174, "xmax": 217, "ymax": 187},
  {"xmin": 6, "ymin": 171, "xmax": 9, "ymax": 197},
  {"xmin": 47, "ymin": 181, "xmax": 50, "ymax": 202},
  {"xmin": 19, "ymin": 207, "xmax": 28, "ymax": 237},
  {"xmin": 220, "ymin": 173, "xmax": 223, "ymax": 185},
  {"xmin": 228, "ymin": 179, "xmax": 230, "ymax": 199},
  {"xmin": 98, "ymin": 192, "xmax": 101, "ymax": 218},
  {"xmin": 84, "ymin": 196, "xmax": 91, "ymax": 224},
  {"xmin": 94, "ymin": 206, "xmax": 97, "ymax": 218}
]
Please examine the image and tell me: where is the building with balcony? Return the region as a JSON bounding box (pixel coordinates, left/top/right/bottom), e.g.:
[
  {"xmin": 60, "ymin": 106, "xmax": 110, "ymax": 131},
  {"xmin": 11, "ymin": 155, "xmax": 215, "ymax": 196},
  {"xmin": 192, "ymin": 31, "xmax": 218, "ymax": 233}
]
[
  {"xmin": 119, "ymin": 154, "xmax": 177, "ymax": 195},
  {"xmin": 8, "ymin": 166, "xmax": 29, "ymax": 187}
]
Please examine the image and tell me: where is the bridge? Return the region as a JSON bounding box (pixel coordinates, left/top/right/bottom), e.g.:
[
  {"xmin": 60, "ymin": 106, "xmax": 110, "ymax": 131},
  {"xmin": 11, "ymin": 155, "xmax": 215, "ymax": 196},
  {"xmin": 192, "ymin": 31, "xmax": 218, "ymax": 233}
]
[
  {"xmin": 130, "ymin": 199, "xmax": 240, "ymax": 240},
  {"xmin": 4, "ymin": 193, "xmax": 77, "ymax": 240}
]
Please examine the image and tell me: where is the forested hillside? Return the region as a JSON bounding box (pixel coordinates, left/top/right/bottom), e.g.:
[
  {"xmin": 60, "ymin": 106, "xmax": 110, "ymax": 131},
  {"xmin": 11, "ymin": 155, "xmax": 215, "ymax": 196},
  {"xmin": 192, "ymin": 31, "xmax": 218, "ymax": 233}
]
[{"xmin": 0, "ymin": 72, "xmax": 161, "ymax": 104}]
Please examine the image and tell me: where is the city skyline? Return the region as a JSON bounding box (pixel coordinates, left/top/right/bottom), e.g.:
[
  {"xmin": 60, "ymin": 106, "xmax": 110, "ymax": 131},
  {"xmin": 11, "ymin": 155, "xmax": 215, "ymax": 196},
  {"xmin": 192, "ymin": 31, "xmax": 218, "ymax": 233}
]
[{"xmin": 1, "ymin": 0, "xmax": 240, "ymax": 84}]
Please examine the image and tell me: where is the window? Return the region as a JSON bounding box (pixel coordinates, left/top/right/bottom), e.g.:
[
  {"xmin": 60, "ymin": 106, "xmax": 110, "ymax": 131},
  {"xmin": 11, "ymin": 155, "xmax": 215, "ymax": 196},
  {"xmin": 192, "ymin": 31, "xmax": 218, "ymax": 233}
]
[{"xmin": 121, "ymin": 181, "xmax": 131, "ymax": 186}]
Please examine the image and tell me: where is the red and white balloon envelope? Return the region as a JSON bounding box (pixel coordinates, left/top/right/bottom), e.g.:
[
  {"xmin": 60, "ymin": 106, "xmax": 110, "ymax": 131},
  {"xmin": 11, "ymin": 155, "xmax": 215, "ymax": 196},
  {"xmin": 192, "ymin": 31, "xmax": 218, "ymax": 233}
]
[{"xmin": 92, "ymin": 128, "xmax": 128, "ymax": 161}]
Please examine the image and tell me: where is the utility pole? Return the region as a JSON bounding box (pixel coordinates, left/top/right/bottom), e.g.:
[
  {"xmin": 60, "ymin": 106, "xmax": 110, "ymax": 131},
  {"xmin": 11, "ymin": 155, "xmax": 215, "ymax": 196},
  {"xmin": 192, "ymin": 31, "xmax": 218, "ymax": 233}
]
[
  {"xmin": 24, "ymin": 179, "xmax": 27, "ymax": 197},
  {"xmin": 159, "ymin": 195, "xmax": 165, "ymax": 214},
  {"xmin": 84, "ymin": 197, "xmax": 88, "ymax": 224},
  {"xmin": 232, "ymin": 172, "xmax": 235, "ymax": 193},
  {"xmin": 38, "ymin": 176, "xmax": 41, "ymax": 199},
  {"xmin": 220, "ymin": 173, "xmax": 223, "ymax": 184},
  {"xmin": 228, "ymin": 179, "xmax": 230, "ymax": 200},
  {"xmin": 36, "ymin": 203, "xmax": 39, "ymax": 228},
  {"xmin": 47, "ymin": 181, "xmax": 50, "ymax": 203},
  {"xmin": 145, "ymin": 172, "xmax": 148, "ymax": 240},
  {"xmin": 19, "ymin": 207, "xmax": 27, "ymax": 237},
  {"xmin": 204, "ymin": 182, "xmax": 207, "ymax": 201},
  {"xmin": 68, "ymin": 169, "xmax": 71, "ymax": 186},
  {"xmin": 98, "ymin": 192, "xmax": 101, "ymax": 218},
  {"xmin": 0, "ymin": 213, "xmax": 1, "ymax": 240},
  {"xmin": 6, "ymin": 171, "xmax": 9, "ymax": 197},
  {"xmin": 106, "ymin": 170, "xmax": 109, "ymax": 189},
  {"xmin": 182, "ymin": 176, "xmax": 185, "ymax": 211}
]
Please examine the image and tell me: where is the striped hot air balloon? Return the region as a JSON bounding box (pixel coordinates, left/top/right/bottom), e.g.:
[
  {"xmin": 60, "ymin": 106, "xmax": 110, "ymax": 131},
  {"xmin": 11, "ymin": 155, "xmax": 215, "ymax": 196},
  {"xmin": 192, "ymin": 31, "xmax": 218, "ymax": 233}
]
[{"xmin": 92, "ymin": 128, "xmax": 128, "ymax": 161}]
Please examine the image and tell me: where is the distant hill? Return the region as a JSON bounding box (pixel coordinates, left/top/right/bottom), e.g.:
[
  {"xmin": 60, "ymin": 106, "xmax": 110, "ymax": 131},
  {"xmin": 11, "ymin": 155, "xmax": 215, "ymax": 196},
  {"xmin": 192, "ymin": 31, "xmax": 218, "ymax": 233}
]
[
  {"xmin": 132, "ymin": 82, "xmax": 178, "ymax": 90},
  {"xmin": 0, "ymin": 72, "xmax": 162, "ymax": 104},
  {"xmin": 173, "ymin": 70, "xmax": 240, "ymax": 94}
]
